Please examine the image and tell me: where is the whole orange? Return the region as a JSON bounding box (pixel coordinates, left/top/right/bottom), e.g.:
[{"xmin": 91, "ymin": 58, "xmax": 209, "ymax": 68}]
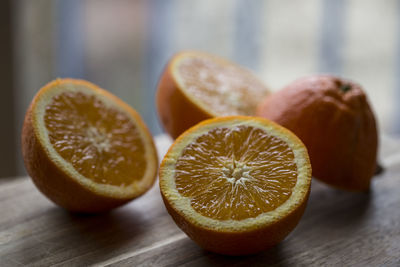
[{"xmin": 257, "ymin": 75, "xmax": 378, "ymax": 191}]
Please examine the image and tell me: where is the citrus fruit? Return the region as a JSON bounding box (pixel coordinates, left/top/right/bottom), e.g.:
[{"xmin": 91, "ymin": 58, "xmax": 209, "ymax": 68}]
[
  {"xmin": 257, "ymin": 75, "xmax": 378, "ymax": 191},
  {"xmin": 159, "ymin": 116, "xmax": 311, "ymax": 255},
  {"xmin": 156, "ymin": 50, "xmax": 270, "ymax": 139},
  {"xmin": 21, "ymin": 78, "xmax": 158, "ymax": 212}
]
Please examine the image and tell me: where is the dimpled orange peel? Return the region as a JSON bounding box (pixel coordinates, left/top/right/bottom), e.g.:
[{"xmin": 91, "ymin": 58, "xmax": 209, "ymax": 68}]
[{"xmin": 257, "ymin": 75, "xmax": 378, "ymax": 191}]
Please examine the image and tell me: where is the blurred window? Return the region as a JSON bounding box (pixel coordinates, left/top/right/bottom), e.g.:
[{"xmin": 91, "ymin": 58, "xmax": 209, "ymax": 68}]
[{"xmin": 3, "ymin": 0, "xmax": 399, "ymax": 177}]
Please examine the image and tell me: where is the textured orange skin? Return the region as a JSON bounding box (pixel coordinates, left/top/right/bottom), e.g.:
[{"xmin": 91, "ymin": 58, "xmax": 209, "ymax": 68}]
[
  {"xmin": 22, "ymin": 79, "xmax": 158, "ymax": 213},
  {"xmin": 257, "ymin": 75, "xmax": 378, "ymax": 191},
  {"xmin": 159, "ymin": 116, "xmax": 312, "ymax": 255},
  {"xmin": 156, "ymin": 55, "xmax": 214, "ymax": 139}
]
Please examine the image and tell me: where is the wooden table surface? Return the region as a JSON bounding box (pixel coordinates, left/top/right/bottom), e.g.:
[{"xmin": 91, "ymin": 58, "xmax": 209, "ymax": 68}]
[{"xmin": 1, "ymin": 135, "xmax": 400, "ymax": 266}]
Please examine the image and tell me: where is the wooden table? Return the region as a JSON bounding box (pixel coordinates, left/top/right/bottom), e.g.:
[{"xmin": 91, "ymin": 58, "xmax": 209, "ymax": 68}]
[{"xmin": 1, "ymin": 135, "xmax": 399, "ymax": 266}]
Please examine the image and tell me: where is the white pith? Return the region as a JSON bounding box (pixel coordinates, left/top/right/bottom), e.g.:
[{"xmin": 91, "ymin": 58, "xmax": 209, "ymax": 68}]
[{"xmin": 221, "ymin": 161, "xmax": 251, "ymax": 187}]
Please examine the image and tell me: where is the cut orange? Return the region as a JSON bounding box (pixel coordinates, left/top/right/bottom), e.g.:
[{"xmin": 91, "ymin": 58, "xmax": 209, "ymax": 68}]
[
  {"xmin": 22, "ymin": 79, "xmax": 158, "ymax": 212},
  {"xmin": 159, "ymin": 116, "xmax": 311, "ymax": 255},
  {"xmin": 156, "ymin": 51, "xmax": 270, "ymax": 139}
]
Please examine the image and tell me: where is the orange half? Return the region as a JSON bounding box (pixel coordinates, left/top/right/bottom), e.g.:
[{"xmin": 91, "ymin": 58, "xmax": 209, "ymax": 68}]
[
  {"xmin": 159, "ymin": 116, "xmax": 311, "ymax": 255},
  {"xmin": 22, "ymin": 79, "xmax": 158, "ymax": 212},
  {"xmin": 156, "ymin": 51, "xmax": 270, "ymax": 139}
]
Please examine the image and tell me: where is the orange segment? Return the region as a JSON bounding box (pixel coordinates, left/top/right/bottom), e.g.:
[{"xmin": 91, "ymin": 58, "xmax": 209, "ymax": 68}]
[
  {"xmin": 156, "ymin": 51, "xmax": 270, "ymax": 139},
  {"xmin": 159, "ymin": 116, "xmax": 311, "ymax": 255},
  {"xmin": 175, "ymin": 126, "xmax": 297, "ymax": 220},
  {"xmin": 22, "ymin": 79, "xmax": 158, "ymax": 212}
]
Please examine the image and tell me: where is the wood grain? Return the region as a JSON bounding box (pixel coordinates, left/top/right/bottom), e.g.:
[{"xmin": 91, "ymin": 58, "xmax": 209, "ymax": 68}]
[{"xmin": 0, "ymin": 135, "xmax": 399, "ymax": 266}]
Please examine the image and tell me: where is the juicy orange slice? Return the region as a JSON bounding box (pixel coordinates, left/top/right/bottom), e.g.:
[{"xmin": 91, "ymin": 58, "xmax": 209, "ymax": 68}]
[
  {"xmin": 22, "ymin": 79, "xmax": 158, "ymax": 212},
  {"xmin": 156, "ymin": 51, "xmax": 270, "ymax": 139},
  {"xmin": 159, "ymin": 116, "xmax": 311, "ymax": 255}
]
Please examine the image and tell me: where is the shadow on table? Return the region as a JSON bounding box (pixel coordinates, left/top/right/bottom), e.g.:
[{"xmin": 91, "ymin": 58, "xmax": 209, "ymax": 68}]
[
  {"xmin": 65, "ymin": 206, "xmax": 145, "ymax": 245},
  {"xmin": 13, "ymin": 203, "xmax": 158, "ymax": 266},
  {"xmin": 302, "ymin": 179, "xmax": 372, "ymax": 227},
  {"xmin": 186, "ymin": 180, "xmax": 373, "ymax": 266},
  {"xmin": 56, "ymin": 198, "xmax": 169, "ymax": 264},
  {"xmin": 196, "ymin": 244, "xmax": 287, "ymax": 267}
]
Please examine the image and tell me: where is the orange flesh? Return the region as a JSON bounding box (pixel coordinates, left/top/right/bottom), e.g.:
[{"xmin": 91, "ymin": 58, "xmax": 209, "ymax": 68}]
[
  {"xmin": 176, "ymin": 56, "xmax": 269, "ymax": 116},
  {"xmin": 44, "ymin": 91, "xmax": 146, "ymax": 186},
  {"xmin": 175, "ymin": 125, "xmax": 297, "ymax": 221}
]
